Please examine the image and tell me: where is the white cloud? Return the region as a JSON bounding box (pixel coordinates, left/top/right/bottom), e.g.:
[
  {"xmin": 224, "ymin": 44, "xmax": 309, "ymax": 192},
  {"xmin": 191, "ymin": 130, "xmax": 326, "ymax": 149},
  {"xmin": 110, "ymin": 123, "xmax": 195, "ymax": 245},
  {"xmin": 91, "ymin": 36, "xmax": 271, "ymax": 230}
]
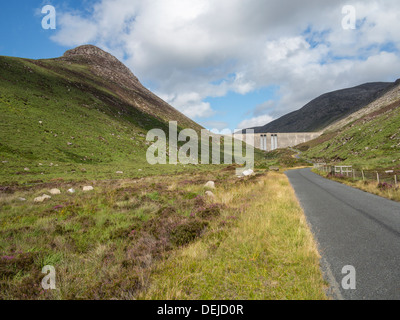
[
  {"xmin": 238, "ymin": 115, "xmax": 275, "ymax": 130},
  {"xmin": 51, "ymin": 0, "xmax": 400, "ymax": 128}
]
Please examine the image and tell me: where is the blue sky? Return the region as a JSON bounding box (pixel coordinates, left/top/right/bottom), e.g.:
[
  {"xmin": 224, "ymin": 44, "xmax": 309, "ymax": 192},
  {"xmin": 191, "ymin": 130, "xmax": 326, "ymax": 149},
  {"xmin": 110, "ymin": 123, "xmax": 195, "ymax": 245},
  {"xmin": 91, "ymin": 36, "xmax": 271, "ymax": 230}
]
[
  {"xmin": 0, "ymin": 1, "xmax": 66, "ymax": 59},
  {"xmin": 1, "ymin": 1, "xmax": 400, "ymax": 131}
]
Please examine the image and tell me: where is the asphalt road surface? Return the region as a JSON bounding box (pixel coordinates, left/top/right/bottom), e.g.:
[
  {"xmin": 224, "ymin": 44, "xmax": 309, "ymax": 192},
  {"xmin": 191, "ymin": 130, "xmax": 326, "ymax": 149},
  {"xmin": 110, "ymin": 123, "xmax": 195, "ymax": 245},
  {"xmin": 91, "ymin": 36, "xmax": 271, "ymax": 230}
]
[{"xmin": 286, "ymin": 168, "xmax": 400, "ymax": 300}]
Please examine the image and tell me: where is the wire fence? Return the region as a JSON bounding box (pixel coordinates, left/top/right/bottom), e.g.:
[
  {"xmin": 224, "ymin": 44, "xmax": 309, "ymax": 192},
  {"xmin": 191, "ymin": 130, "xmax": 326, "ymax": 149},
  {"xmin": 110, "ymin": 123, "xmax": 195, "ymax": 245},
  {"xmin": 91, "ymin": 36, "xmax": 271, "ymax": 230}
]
[{"xmin": 314, "ymin": 163, "xmax": 399, "ymax": 187}]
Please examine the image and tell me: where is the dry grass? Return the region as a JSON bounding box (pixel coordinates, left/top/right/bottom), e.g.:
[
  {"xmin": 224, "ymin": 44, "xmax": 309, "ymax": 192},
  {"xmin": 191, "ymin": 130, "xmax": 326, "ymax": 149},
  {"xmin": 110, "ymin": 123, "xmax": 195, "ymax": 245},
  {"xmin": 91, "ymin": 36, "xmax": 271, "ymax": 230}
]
[
  {"xmin": 140, "ymin": 172, "xmax": 327, "ymax": 300},
  {"xmin": 1, "ymin": 168, "xmax": 327, "ymax": 300},
  {"xmin": 313, "ymin": 170, "xmax": 400, "ymax": 202}
]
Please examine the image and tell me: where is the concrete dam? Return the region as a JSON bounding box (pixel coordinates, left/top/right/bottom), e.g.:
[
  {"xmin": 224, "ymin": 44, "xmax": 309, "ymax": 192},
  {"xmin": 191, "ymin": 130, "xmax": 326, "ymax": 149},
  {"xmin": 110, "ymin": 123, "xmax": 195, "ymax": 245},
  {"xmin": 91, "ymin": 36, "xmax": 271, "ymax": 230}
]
[{"xmin": 236, "ymin": 132, "xmax": 323, "ymax": 151}]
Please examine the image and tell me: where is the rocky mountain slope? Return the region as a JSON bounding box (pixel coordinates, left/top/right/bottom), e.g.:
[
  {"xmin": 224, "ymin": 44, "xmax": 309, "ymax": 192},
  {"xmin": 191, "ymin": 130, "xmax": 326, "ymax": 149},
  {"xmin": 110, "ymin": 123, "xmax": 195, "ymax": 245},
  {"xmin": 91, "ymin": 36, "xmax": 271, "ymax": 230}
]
[
  {"xmin": 300, "ymin": 81, "xmax": 400, "ymax": 169},
  {"xmin": 0, "ymin": 45, "xmax": 203, "ymax": 183},
  {"xmin": 250, "ymin": 82, "xmax": 395, "ymax": 133}
]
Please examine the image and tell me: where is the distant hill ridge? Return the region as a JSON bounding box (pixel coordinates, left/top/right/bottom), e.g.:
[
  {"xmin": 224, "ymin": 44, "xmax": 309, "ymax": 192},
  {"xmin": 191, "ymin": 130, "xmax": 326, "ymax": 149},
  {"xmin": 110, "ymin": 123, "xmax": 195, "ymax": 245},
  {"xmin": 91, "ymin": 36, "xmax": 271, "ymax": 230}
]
[
  {"xmin": 249, "ymin": 81, "xmax": 397, "ymax": 133},
  {"xmin": 300, "ymin": 80, "xmax": 400, "ymax": 169}
]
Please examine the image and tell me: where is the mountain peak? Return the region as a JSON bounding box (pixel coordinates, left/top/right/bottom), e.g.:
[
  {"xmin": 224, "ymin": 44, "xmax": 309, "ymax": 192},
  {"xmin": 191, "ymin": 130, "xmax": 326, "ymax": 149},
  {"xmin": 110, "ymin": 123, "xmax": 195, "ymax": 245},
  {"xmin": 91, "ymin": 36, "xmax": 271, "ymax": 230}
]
[
  {"xmin": 61, "ymin": 44, "xmax": 140, "ymax": 89},
  {"xmin": 63, "ymin": 44, "xmax": 113, "ymax": 59}
]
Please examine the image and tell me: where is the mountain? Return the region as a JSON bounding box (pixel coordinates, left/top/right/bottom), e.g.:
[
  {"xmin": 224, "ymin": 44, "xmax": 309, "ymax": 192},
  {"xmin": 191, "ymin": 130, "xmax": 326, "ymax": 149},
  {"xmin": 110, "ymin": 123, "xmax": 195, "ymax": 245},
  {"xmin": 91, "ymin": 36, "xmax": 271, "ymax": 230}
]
[
  {"xmin": 0, "ymin": 45, "xmax": 202, "ymax": 183},
  {"xmin": 249, "ymin": 82, "xmax": 395, "ymax": 133},
  {"xmin": 300, "ymin": 80, "xmax": 400, "ymax": 169}
]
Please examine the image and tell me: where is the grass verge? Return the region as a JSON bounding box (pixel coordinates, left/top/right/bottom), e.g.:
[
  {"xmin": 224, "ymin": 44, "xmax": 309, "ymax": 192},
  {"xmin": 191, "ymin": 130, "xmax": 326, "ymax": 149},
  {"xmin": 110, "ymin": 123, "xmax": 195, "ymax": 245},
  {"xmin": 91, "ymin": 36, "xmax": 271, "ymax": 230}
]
[
  {"xmin": 312, "ymin": 169, "xmax": 400, "ymax": 202},
  {"xmin": 140, "ymin": 172, "xmax": 327, "ymax": 300}
]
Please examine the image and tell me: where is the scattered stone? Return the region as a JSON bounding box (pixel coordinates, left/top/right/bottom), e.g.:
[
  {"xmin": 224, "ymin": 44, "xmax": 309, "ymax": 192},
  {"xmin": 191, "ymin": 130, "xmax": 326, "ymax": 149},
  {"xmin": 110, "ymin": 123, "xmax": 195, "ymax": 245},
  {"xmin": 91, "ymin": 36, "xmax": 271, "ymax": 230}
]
[
  {"xmin": 67, "ymin": 188, "xmax": 76, "ymax": 194},
  {"xmin": 39, "ymin": 121, "xmax": 43, "ymax": 125},
  {"xmin": 138, "ymin": 169, "xmax": 142, "ymax": 171},
  {"xmin": 34, "ymin": 194, "xmax": 51, "ymax": 203},
  {"xmin": 2, "ymin": 161, "xmax": 8, "ymax": 164},
  {"xmin": 116, "ymin": 171, "xmax": 124, "ymax": 174},
  {"xmin": 205, "ymin": 191, "xmax": 215, "ymax": 198},
  {"xmin": 49, "ymin": 188, "xmax": 61, "ymax": 195},
  {"xmin": 83, "ymin": 186, "xmax": 94, "ymax": 192},
  {"xmin": 67, "ymin": 142, "xmax": 73, "ymax": 146},
  {"xmin": 242, "ymin": 169, "xmax": 254, "ymax": 176},
  {"xmin": 204, "ymin": 181, "xmax": 215, "ymax": 189},
  {"xmin": 18, "ymin": 197, "xmax": 26, "ymax": 202},
  {"xmin": 24, "ymin": 167, "xmax": 30, "ymax": 171},
  {"xmin": 38, "ymin": 163, "xmax": 43, "ymax": 166}
]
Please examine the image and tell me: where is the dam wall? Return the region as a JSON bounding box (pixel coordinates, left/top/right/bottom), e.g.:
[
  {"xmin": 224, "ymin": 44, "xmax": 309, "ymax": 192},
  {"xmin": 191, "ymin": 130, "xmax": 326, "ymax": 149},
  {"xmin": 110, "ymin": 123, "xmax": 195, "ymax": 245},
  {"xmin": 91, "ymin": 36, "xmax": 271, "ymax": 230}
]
[{"xmin": 235, "ymin": 132, "xmax": 323, "ymax": 151}]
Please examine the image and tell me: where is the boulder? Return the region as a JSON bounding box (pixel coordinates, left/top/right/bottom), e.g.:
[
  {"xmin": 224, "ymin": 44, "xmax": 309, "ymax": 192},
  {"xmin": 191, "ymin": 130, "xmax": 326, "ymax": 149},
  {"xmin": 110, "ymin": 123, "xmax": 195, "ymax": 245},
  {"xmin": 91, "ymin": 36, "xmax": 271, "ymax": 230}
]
[
  {"xmin": 205, "ymin": 191, "xmax": 215, "ymax": 198},
  {"xmin": 34, "ymin": 194, "xmax": 51, "ymax": 203},
  {"xmin": 49, "ymin": 188, "xmax": 61, "ymax": 195},
  {"xmin": 204, "ymin": 181, "xmax": 215, "ymax": 189},
  {"xmin": 242, "ymin": 169, "xmax": 254, "ymax": 176}
]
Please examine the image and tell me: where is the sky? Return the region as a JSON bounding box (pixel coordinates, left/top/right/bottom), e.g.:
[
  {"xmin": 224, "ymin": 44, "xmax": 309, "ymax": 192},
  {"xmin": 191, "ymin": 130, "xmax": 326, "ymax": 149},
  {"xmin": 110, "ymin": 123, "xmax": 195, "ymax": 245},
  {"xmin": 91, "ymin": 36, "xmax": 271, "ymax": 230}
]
[{"xmin": 1, "ymin": 0, "xmax": 400, "ymax": 132}]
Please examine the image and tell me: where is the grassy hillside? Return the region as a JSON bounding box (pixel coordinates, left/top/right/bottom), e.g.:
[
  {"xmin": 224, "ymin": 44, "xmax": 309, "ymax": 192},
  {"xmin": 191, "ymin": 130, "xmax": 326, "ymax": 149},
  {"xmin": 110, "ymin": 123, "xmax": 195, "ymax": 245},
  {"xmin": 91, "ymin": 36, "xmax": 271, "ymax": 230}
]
[
  {"xmin": 300, "ymin": 86, "xmax": 400, "ymax": 170},
  {"xmin": 0, "ymin": 50, "xmax": 253, "ymax": 184}
]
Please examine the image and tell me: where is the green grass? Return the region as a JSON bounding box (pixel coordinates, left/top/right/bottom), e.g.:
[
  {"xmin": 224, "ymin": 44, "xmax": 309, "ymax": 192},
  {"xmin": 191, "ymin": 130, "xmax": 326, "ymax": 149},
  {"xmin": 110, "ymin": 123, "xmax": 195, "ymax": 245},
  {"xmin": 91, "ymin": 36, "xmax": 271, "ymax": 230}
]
[
  {"xmin": 302, "ymin": 101, "xmax": 400, "ymax": 170},
  {"xmin": 0, "ymin": 168, "xmax": 327, "ymax": 300},
  {"xmin": 140, "ymin": 172, "xmax": 327, "ymax": 300},
  {"xmin": 0, "ymin": 54, "xmax": 266, "ymax": 185},
  {"xmin": 0, "ymin": 53, "xmax": 325, "ymax": 300}
]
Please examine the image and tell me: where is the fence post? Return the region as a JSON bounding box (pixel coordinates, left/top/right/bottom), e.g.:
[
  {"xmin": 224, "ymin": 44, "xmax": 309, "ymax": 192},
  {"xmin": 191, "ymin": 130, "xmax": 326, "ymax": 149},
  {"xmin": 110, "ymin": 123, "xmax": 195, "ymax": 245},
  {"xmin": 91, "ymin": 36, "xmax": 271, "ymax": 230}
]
[
  {"xmin": 395, "ymin": 175, "xmax": 398, "ymax": 187},
  {"xmin": 377, "ymin": 172, "xmax": 380, "ymax": 184},
  {"xmin": 362, "ymin": 170, "xmax": 365, "ymax": 181},
  {"xmin": 353, "ymin": 169, "xmax": 355, "ymax": 180}
]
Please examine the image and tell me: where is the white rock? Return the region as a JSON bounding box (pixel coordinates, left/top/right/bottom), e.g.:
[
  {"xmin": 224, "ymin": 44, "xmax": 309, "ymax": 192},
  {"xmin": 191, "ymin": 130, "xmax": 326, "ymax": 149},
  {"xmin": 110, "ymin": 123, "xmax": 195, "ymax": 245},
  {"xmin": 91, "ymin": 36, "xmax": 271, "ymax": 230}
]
[
  {"xmin": 34, "ymin": 194, "xmax": 51, "ymax": 203},
  {"xmin": 242, "ymin": 169, "xmax": 254, "ymax": 177},
  {"xmin": 49, "ymin": 188, "xmax": 61, "ymax": 195},
  {"xmin": 116, "ymin": 171, "xmax": 124, "ymax": 174},
  {"xmin": 34, "ymin": 197, "xmax": 43, "ymax": 203},
  {"xmin": 205, "ymin": 191, "xmax": 215, "ymax": 198},
  {"xmin": 24, "ymin": 167, "xmax": 30, "ymax": 171},
  {"xmin": 68, "ymin": 188, "xmax": 76, "ymax": 194},
  {"xmin": 83, "ymin": 186, "xmax": 94, "ymax": 192},
  {"xmin": 204, "ymin": 181, "xmax": 215, "ymax": 189},
  {"xmin": 18, "ymin": 197, "xmax": 26, "ymax": 202}
]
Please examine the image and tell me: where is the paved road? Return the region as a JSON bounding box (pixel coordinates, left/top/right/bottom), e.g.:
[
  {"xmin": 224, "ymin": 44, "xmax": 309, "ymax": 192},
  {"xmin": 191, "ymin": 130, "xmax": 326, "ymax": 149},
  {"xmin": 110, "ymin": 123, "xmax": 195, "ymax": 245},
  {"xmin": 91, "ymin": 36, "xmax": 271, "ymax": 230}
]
[{"xmin": 286, "ymin": 168, "xmax": 400, "ymax": 300}]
